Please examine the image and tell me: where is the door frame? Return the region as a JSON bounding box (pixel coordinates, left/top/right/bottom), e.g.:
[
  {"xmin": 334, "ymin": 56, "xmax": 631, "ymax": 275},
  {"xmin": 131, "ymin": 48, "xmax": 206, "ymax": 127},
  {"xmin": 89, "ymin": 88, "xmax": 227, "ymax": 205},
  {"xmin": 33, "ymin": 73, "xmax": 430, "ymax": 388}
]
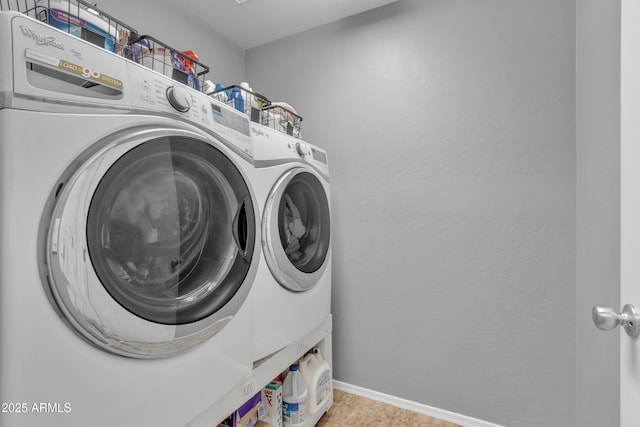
[{"xmin": 620, "ymin": 0, "xmax": 640, "ymax": 424}]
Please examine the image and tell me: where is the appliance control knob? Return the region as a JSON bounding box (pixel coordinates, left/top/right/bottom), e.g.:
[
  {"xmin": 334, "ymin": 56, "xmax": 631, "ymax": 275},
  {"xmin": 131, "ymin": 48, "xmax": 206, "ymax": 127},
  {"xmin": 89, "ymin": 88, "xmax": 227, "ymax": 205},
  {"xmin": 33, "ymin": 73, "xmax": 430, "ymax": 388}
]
[
  {"xmin": 166, "ymin": 86, "xmax": 192, "ymax": 112},
  {"xmin": 295, "ymin": 141, "xmax": 307, "ymax": 157}
]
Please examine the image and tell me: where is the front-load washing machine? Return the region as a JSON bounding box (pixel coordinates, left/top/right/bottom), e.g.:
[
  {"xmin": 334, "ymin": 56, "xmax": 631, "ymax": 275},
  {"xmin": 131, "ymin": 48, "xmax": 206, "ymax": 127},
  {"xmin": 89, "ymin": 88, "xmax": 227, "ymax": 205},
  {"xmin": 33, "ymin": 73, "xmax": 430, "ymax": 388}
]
[
  {"xmin": 0, "ymin": 11, "xmax": 259, "ymax": 427},
  {"xmin": 250, "ymin": 123, "xmax": 331, "ymax": 362}
]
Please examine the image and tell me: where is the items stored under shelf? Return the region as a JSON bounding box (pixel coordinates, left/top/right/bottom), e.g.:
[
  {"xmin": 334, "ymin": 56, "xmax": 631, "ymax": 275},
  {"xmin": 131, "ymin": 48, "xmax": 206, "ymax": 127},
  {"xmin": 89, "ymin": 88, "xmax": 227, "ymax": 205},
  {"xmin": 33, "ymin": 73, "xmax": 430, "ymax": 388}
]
[{"xmin": 185, "ymin": 315, "xmax": 333, "ymax": 427}]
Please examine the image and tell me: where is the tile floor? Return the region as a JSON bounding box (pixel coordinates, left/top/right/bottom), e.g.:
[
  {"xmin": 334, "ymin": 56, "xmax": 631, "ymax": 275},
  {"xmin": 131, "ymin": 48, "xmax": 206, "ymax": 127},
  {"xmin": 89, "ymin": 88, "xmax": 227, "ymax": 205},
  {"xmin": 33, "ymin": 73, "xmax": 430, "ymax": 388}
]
[{"xmin": 315, "ymin": 389, "xmax": 463, "ymax": 427}]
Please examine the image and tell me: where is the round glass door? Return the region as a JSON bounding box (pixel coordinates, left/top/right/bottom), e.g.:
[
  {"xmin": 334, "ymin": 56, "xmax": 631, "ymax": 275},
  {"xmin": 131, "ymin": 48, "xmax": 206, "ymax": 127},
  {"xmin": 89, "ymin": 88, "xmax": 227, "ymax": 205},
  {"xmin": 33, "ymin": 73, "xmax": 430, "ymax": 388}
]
[
  {"xmin": 42, "ymin": 127, "xmax": 257, "ymax": 357},
  {"xmin": 263, "ymin": 168, "xmax": 330, "ymax": 292},
  {"xmin": 87, "ymin": 137, "xmax": 253, "ymax": 324}
]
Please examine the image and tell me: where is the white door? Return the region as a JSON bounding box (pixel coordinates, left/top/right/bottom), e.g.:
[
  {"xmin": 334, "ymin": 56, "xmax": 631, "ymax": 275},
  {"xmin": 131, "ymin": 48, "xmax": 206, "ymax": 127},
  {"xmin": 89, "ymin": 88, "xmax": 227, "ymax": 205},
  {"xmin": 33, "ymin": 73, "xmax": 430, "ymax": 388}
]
[
  {"xmin": 592, "ymin": 1, "xmax": 640, "ymax": 424},
  {"xmin": 621, "ymin": 0, "xmax": 640, "ymax": 423}
]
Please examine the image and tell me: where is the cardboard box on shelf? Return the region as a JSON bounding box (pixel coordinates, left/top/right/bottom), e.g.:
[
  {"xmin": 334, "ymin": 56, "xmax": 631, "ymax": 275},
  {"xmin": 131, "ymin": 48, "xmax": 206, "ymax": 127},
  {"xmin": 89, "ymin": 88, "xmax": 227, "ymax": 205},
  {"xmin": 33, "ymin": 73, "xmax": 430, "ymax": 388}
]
[{"xmin": 260, "ymin": 381, "xmax": 283, "ymax": 427}]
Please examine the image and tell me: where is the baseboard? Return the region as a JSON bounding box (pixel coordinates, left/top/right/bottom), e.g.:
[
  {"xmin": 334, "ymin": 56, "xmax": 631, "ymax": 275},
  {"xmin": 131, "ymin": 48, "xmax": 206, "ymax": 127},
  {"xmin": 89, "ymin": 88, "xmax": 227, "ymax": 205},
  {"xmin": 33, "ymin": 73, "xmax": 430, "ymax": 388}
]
[{"xmin": 332, "ymin": 380, "xmax": 505, "ymax": 427}]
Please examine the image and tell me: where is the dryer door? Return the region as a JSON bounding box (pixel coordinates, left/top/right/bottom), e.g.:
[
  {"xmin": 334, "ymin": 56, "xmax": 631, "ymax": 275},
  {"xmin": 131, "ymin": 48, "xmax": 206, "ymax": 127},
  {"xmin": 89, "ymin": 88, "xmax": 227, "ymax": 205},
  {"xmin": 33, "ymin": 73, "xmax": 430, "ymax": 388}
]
[
  {"xmin": 263, "ymin": 167, "xmax": 331, "ymax": 291},
  {"xmin": 42, "ymin": 126, "xmax": 257, "ymax": 358}
]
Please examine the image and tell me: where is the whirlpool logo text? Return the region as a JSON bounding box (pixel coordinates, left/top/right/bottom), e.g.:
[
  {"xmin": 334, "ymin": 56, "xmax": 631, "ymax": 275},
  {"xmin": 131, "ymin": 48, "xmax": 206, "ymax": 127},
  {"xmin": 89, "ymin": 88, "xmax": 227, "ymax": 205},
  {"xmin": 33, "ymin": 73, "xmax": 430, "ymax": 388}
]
[{"xmin": 20, "ymin": 25, "xmax": 64, "ymax": 50}]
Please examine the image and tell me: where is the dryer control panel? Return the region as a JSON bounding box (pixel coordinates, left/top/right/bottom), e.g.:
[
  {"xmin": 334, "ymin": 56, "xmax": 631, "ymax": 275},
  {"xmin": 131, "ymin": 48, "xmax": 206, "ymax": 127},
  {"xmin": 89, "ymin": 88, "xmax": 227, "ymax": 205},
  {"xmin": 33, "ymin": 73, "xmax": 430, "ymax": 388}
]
[{"xmin": 251, "ymin": 122, "xmax": 329, "ymax": 178}]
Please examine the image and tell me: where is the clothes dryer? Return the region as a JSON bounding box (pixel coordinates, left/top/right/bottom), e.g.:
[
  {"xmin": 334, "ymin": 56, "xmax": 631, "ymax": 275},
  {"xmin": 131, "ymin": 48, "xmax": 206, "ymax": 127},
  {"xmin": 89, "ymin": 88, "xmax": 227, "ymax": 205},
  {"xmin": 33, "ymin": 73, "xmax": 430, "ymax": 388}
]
[
  {"xmin": 251, "ymin": 123, "xmax": 331, "ymax": 362},
  {"xmin": 0, "ymin": 12, "xmax": 259, "ymax": 427}
]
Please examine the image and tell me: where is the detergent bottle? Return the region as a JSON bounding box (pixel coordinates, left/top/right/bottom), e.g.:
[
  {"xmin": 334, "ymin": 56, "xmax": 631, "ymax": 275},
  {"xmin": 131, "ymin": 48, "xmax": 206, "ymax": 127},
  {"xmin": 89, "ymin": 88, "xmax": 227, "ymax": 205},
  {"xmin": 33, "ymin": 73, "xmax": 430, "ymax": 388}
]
[
  {"xmin": 213, "ymin": 83, "xmax": 229, "ymax": 103},
  {"xmin": 239, "ymin": 82, "xmax": 251, "ymax": 114},
  {"xmin": 299, "ymin": 349, "xmax": 332, "ymax": 414},
  {"xmin": 282, "ymin": 364, "xmax": 308, "ymax": 426},
  {"xmin": 230, "ymin": 87, "xmax": 244, "ymax": 113},
  {"xmin": 312, "ymin": 348, "xmax": 332, "ymax": 405}
]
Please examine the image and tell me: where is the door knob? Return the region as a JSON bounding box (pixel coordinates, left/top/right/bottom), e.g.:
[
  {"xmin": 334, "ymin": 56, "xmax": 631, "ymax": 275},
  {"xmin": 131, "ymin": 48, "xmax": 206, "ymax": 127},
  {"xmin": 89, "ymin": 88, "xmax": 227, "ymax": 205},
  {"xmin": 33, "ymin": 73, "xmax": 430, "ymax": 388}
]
[{"xmin": 592, "ymin": 304, "xmax": 640, "ymax": 337}]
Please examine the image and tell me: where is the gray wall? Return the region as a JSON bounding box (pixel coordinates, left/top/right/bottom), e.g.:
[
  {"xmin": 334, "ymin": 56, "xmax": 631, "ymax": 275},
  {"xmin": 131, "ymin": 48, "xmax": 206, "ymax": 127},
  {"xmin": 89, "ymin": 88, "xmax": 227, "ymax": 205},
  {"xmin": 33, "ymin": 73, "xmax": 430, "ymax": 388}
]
[
  {"xmin": 87, "ymin": 1, "xmax": 623, "ymax": 425},
  {"xmin": 246, "ymin": 1, "xmax": 576, "ymax": 426},
  {"xmin": 100, "ymin": 0, "xmax": 244, "ymax": 83},
  {"xmin": 575, "ymin": 0, "xmax": 620, "ymax": 426}
]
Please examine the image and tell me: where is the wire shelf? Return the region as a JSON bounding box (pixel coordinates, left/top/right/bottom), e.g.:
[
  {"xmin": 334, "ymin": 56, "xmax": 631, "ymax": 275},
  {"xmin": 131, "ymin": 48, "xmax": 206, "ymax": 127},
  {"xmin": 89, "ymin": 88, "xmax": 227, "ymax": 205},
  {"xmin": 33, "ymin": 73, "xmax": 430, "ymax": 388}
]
[{"xmin": 1, "ymin": 0, "xmax": 210, "ymax": 89}]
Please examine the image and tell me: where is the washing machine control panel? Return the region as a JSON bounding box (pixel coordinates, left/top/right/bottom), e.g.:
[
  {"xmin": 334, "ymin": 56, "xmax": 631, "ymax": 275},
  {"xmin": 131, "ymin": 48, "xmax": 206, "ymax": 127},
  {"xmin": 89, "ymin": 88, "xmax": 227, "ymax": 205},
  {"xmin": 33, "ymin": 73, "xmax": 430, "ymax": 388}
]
[
  {"xmin": 165, "ymin": 85, "xmax": 192, "ymax": 113},
  {"xmin": 126, "ymin": 62, "xmax": 252, "ymax": 156}
]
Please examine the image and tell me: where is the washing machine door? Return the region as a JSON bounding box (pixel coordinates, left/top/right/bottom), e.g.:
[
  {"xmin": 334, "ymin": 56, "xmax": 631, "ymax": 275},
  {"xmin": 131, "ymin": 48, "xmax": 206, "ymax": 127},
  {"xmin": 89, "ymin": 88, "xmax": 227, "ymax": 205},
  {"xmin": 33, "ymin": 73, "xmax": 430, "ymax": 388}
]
[
  {"xmin": 42, "ymin": 125, "xmax": 257, "ymax": 358},
  {"xmin": 263, "ymin": 167, "xmax": 331, "ymax": 291}
]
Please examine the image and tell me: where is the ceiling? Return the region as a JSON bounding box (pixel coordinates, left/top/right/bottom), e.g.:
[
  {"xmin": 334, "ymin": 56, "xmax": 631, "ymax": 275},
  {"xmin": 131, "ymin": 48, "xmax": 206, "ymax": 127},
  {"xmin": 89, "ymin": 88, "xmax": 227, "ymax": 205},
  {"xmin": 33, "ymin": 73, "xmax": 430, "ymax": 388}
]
[{"xmin": 175, "ymin": 0, "xmax": 399, "ymax": 49}]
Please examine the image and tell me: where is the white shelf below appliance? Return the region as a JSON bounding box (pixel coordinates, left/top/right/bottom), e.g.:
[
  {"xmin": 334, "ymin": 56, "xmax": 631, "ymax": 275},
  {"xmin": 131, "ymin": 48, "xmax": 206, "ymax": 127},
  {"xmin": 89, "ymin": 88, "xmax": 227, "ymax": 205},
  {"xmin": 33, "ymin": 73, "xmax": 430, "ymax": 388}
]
[{"xmin": 185, "ymin": 314, "xmax": 333, "ymax": 427}]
